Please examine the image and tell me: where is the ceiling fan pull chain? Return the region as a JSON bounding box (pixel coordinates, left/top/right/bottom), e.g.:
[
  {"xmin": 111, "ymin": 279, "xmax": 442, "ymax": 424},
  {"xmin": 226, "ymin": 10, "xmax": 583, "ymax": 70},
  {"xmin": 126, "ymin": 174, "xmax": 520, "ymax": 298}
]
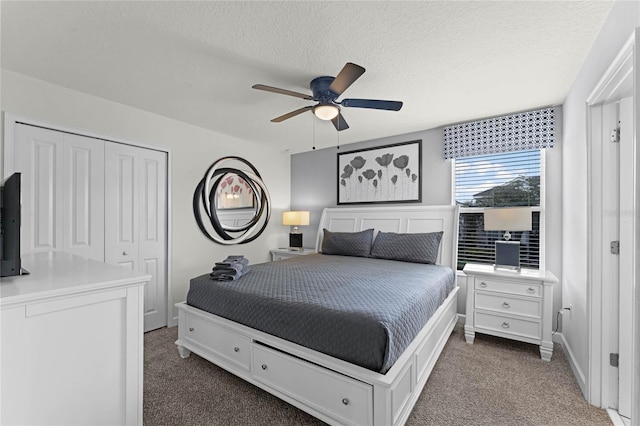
[{"xmin": 312, "ymin": 114, "xmax": 316, "ymax": 150}]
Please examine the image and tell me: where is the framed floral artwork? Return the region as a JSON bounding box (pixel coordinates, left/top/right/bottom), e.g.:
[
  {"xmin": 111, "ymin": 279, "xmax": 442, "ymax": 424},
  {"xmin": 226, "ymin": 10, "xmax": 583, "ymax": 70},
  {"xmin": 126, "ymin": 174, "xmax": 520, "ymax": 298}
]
[{"xmin": 337, "ymin": 140, "xmax": 422, "ymax": 205}]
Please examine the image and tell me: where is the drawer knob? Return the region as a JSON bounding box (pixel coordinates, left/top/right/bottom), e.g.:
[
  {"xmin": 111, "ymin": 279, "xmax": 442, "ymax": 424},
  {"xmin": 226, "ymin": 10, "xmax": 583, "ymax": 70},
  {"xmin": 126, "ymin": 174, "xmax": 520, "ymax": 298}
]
[
  {"xmin": 480, "ymin": 282, "xmax": 487, "ymax": 288},
  {"xmin": 189, "ymin": 327, "xmax": 194, "ymax": 332},
  {"xmin": 527, "ymin": 287, "xmax": 536, "ymax": 294},
  {"xmin": 502, "ymin": 302, "xmax": 510, "ymax": 309},
  {"xmin": 261, "ymin": 364, "xmax": 268, "ymax": 370},
  {"xmin": 234, "ymin": 347, "xmax": 239, "ymax": 353},
  {"xmin": 501, "ymin": 322, "xmax": 510, "ymax": 329},
  {"xmin": 342, "ymin": 398, "xmax": 350, "ymax": 406}
]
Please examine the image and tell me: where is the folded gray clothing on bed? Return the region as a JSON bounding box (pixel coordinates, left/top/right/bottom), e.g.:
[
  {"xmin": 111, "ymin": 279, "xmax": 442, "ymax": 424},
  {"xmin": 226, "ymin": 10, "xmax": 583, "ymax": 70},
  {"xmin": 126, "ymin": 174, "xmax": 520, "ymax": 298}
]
[
  {"xmin": 215, "ymin": 258, "xmax": 249, "ymax": 268},
  {"xmin": 225, "ymin": 255, "xmax": 245, "ymax": 261},
  {"xmin": 210, "ymin": 268, "xmax": 250, "ymax": 281},
  {"xmin": 210, "ymin": 256, "xmax": 250, "ymax": 281},
  {"xmin": 212, "ymin": 263, "xmax": 244, "ymax": 275}
]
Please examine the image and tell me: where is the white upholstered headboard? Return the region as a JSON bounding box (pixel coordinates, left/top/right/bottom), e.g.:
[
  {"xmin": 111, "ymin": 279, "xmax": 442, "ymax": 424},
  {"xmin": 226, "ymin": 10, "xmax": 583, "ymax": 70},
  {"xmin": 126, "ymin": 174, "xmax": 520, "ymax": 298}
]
[{"xmin": 315, "ymin": 205, "xmax": 460, "ymax": 271}]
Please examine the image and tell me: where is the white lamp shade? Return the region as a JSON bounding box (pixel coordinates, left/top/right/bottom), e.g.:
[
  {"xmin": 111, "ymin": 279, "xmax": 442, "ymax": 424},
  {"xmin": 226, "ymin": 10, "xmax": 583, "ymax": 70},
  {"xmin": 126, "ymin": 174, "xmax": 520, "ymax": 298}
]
[
  {"xmin": 312, "ymin": 104, "xmax": 339, "ymax": 120},
  {"xmin": 282, "ymin": 211, "xmax": 310, "ymax": 226},
  {"xmin": 483, "ymin": 207, "xmax": 532, "ymax": 231}
]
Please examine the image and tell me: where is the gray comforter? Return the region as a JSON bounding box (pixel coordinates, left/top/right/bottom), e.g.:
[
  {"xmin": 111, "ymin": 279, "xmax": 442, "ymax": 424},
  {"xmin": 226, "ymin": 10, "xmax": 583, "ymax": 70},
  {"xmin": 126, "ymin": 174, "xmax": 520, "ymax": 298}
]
[{"xmin": 187, "ymin": 254, "xmax": 455, "ymax": 373}]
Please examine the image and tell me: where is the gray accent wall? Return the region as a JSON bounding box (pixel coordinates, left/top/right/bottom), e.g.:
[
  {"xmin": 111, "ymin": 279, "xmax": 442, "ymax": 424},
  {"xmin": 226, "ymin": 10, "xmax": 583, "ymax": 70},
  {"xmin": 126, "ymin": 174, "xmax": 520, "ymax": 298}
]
[{"xmin": 291, "ymin": 128, "xmax": 451, "ymax": 249}]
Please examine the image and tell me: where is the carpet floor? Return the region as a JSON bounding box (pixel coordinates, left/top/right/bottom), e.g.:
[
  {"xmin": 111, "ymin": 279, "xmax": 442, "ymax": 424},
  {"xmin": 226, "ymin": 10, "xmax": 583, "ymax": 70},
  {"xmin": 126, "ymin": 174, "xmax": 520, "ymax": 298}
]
[{"xmin": 144, "ymin": 322, "xmax": 611, "ymax": 425}]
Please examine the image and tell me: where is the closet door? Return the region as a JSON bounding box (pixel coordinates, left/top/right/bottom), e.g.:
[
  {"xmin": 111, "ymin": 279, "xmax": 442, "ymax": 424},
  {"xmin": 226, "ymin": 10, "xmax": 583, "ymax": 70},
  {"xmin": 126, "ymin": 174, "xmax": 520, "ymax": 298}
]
[
  {"xmin": 138, "ymin": 149, "xmax": 168, "ymax": 332},
  {"xmin": 105, "ymin": 143, "xmax": 167, "ymax": 332},
  {"xmin": 14, "ymin": 125, "xmax": 105, "ymax": 261}
]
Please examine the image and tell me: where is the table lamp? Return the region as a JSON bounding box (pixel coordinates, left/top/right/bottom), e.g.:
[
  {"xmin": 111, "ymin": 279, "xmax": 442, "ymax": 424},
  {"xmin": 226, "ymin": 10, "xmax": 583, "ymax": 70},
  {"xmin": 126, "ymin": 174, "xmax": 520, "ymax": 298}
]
[
  {"xmin": 483, "ymin": 207, "xmax": 532, "ymax": 271},
  {"xmin": 282, "ymin": 211, "xmax": 310, "ymax": 251}
]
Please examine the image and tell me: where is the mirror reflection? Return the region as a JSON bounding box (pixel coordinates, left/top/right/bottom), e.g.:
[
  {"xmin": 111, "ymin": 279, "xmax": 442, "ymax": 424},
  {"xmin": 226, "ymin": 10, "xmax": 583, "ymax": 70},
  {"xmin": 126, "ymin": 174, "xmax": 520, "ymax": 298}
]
[
  {"xmin": 214, "ymin": 173, "xmax": 256, "ymax": 228},
  {"xmin": 215, "ymin": 173, "xmax": 255, "ymax": 210}
]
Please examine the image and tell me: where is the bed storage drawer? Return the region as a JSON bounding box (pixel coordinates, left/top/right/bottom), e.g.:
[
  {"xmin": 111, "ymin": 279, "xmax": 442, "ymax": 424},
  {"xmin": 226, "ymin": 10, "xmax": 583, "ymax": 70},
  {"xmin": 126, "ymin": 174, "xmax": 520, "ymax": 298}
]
[
  {"xmin": 252, "ymin": 344, "xmax": 373, "ymax": 426},
  {"xmin": 184, "ymin": 315, "xmax": 251, "ymax": 370}
]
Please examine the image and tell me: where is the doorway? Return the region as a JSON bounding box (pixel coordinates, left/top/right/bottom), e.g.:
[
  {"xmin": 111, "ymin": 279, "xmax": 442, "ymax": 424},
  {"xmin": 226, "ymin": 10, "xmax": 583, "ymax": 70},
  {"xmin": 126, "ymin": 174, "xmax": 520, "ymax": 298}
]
[{"xmin": 586, "ymin": 32, "xmax": 637, "ymax": 423}]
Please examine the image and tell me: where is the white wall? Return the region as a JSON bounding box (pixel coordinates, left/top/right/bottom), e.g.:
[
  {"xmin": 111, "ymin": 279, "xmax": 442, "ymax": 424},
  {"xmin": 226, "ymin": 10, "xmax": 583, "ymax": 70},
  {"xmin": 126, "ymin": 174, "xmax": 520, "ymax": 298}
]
[
  {"xmin": 0, "ymin": 70, "xmax": 291, "ymax": 321},
  {"xmin": 561, "ymin": 0, "xmax": 640, "ymax": 391}
]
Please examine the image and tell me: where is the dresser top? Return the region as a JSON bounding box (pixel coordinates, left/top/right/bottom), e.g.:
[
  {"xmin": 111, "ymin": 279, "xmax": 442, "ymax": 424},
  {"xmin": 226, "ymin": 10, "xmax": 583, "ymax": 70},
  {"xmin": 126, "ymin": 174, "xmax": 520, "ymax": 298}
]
[
  {"xmin": 463, "ymin": 263, "xmax": 559, "ymax": 284},
  {"xmin": 1, "ymin": 252, "xmax": 151, "ymax": 306}
]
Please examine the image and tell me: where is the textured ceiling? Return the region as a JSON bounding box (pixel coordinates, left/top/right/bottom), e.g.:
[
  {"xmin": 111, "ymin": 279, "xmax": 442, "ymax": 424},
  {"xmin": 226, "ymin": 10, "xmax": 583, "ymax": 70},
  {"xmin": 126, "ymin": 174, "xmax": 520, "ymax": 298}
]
[{"xmin": 1, "ymin": 1, "xmax": 613, "ymax": 153}]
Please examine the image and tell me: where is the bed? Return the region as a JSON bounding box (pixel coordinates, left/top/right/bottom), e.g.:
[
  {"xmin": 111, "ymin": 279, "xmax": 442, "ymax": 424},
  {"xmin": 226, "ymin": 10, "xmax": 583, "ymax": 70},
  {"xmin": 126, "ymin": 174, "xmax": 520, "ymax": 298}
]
[{"xmin": 175, "ymin": 205, "xmax": 459, "ymax": 426}]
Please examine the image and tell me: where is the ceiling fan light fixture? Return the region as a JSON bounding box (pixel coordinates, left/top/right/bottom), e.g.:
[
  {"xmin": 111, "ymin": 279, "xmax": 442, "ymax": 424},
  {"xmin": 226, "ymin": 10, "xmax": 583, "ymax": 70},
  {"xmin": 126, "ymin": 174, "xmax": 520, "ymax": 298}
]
[{"xmin": 313, "ymin": 104, "xmax": 339, "ymax": 120}]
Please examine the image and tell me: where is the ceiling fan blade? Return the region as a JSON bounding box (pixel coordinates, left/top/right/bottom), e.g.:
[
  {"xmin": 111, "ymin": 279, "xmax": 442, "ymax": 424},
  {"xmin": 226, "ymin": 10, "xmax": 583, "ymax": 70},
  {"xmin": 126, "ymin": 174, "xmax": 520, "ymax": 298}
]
[
  {"xmin": 331, "ymin": 113, "xmax": 349, "ymax": 131},
  {"xmin": 328, "ymin": 63, "xmax": 365, "ymax": 96},
  {"xmin": 252, "ymin": 84, "xmax": 313, "ymax": 100},
  {"xmin": 271, "ymin": 106, "xmax": 313, "ymax": 122},
  {"xmin": 341, "ymin": 98, "xmax": 403, "ymax": 111}
]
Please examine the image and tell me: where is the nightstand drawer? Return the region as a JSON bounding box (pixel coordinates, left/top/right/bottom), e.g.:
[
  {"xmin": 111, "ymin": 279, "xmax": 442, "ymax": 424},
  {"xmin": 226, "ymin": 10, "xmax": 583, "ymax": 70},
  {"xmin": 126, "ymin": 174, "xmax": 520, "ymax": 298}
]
[
  {"xmin": 270, "ymin": 248, "xmax": 317, "ymax": 262},
  {"xmin": 272, "ymin": 253, "xmax": 292, "ymax": 261},
  {"xmin": 475, "ymin": 312, "xmax": 541, "ymax": 340},
  {"xmin": 475, "ymin": 292, "xmax": 541, "ymax": 318},
  {"xmin": 475, "ymin": 278, "xmax": 541, "ymax": 297}
]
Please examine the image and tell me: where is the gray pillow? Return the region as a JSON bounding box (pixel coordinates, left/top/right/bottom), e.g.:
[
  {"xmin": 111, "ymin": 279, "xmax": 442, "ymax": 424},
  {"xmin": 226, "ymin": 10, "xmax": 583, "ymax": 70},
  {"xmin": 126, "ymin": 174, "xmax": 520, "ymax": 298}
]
[
  {"xmin": 371, "ymin": 231, "xmax": 443, "ymax": 264},
  {"xmin": 321, "ymin": 228, "xmax": 374, "ymax": 257}
]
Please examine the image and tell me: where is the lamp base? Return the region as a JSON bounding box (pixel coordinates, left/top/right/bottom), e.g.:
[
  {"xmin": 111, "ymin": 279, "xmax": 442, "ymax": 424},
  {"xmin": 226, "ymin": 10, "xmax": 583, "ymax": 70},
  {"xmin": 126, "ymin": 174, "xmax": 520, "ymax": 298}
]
[
  {"xmin": 494, "ymin": 240, "xmax": 520, "ymax": 271},
  {"xmin": 289, "ymin": 233, "xmax": 303, "ymax": 251}
]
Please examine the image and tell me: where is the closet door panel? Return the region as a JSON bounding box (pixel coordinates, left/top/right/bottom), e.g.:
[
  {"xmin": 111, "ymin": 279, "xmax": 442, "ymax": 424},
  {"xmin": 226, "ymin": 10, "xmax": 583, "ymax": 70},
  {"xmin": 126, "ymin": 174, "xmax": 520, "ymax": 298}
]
[
  {"xmin": 105, "ymin": 144, "xmax": 139, "ymax": 270},
  {"xmin": 105, "ymin": 144, "xmax": 167, "ymax": 332},
  {"xmin": 14, "ymin": 124, "xmax": 64, "ymax": 253},
  {"xmin": 138, "ymin": 150, "xmax": 167, "ymax": 331},
  {"xmin": 63, "ymin": 134, "xmax": 105, "ymax": 261}
]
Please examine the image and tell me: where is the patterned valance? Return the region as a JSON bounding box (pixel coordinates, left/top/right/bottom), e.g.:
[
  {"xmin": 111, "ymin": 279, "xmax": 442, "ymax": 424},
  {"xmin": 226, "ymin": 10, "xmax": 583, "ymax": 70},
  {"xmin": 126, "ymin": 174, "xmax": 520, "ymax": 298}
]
[{"xmin": 443, "ymin": 107, "xmax": 555, "ymax": 160}]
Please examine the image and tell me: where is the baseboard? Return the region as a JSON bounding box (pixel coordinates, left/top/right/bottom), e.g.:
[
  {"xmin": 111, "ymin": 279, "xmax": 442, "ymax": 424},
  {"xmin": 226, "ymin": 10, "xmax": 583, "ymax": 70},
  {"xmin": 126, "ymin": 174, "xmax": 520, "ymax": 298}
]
[
  {"xmin": 606, "ymin": 408, "xmax": 629, "ymax": 426},
  {"xmin": 169, "ymin": 315, "xmax": 178, "ymax": 328},
  {"xmin": 555, "ymin": 332, "xmax": 587, "ymax": 396}
]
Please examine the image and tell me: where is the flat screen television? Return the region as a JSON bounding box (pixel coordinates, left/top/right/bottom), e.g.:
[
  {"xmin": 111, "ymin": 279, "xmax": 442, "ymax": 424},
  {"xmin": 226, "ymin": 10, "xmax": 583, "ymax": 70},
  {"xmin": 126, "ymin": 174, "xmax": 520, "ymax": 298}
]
[{"xmin": 0, "ymin": 173, "xmax": 25, "ymax": 277}]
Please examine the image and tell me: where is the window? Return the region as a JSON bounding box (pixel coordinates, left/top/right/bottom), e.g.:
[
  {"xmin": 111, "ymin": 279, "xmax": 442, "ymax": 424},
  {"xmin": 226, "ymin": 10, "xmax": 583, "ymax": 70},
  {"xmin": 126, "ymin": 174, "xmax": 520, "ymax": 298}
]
[{"xmin": 454, "ymin": 150, "xmax": 542, "ymax": 270}]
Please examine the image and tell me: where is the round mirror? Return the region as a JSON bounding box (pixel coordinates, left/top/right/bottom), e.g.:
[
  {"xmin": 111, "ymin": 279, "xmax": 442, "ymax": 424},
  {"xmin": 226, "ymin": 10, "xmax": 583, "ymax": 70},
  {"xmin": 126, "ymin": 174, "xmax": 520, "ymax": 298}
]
[{"xmin": 193, "ymin": 157, "xmax": 271, "ymax": 245}]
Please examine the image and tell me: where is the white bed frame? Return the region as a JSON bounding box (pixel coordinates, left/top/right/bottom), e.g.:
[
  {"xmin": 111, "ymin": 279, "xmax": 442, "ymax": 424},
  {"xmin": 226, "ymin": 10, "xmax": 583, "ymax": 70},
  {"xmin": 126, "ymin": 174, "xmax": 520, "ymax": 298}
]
[{"xmin": 175, "ymin": 205, "xmax": 459, "ymax": 426}]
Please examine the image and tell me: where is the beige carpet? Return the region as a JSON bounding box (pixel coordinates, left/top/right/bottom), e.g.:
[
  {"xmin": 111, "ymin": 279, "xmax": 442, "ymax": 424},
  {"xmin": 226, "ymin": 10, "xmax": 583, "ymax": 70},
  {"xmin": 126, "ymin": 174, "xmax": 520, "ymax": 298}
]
[{"xmin": 144, "ymin": 322, "xmax": 611, "ymax": 425}]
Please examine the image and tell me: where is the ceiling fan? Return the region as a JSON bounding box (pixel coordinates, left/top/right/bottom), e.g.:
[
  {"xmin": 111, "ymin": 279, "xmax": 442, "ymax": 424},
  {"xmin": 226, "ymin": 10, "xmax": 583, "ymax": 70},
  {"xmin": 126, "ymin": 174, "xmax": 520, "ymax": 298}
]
[{"xmin": 252, "ymin": 62, "xmax": 403, "ymax": 131}]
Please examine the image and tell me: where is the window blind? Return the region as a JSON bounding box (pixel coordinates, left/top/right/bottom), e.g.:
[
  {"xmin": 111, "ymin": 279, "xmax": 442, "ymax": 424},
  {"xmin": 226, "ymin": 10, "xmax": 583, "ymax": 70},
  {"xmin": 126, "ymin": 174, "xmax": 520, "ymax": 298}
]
[
  {"xmin": 455, "ymin": 150, "xmax": 541, "ymax": 270},
  {"xmin": 458, "ymin": 211, "xmax": 540, "ymax": 270}
]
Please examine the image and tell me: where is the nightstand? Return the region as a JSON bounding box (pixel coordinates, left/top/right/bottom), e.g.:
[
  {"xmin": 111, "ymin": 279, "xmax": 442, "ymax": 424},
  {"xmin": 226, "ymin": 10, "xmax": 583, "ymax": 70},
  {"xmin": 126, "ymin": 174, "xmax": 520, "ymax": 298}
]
[
  {"xmin": 463, "ymin": 263, "xmax": 558, "ymax": 361},
  {"xmin": 269, "ymin": 248, "xmax": 317, "ymax": 262}
]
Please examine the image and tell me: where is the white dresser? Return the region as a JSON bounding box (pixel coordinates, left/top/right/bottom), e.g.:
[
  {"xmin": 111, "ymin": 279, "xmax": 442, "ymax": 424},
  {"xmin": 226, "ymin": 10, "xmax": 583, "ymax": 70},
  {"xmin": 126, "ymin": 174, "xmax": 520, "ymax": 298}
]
[
  {"xmin": 463, "ymin": 263, "xmax": 558, "ymax": 361},
  {"xmin": 0, "ymin": 252, "xmax": 150, "ymax": 425}
]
